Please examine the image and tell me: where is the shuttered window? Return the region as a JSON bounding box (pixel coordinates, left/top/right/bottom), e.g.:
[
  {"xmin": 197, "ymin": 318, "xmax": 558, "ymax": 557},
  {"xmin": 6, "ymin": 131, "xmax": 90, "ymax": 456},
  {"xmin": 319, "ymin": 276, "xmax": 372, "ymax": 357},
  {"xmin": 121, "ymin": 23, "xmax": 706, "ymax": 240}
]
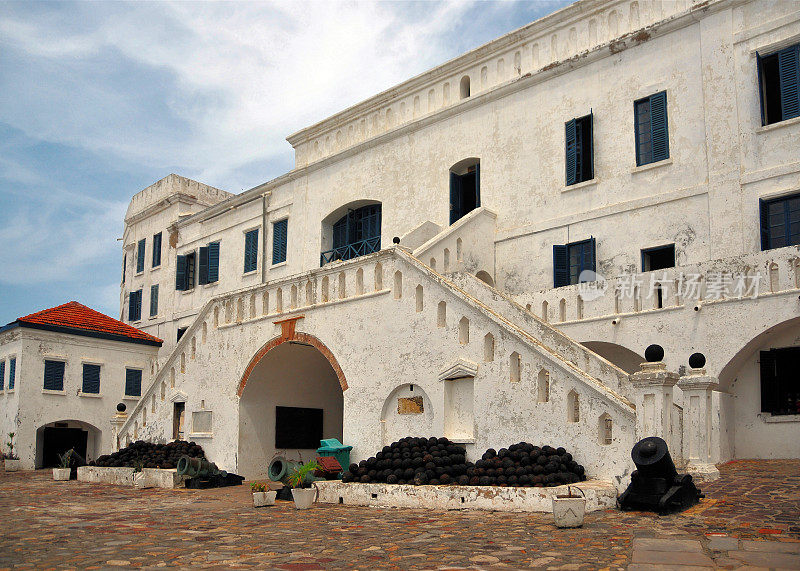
[
  {"xmin": 152, "ymin": 232, "xmax": 162, "ymax": 268},
  {"xmin": 760, "ymin": 193, "xmax": 800, "ymax": 250},
  {"xmin": 125, "ymin": 368, "xmax": 142, "ymax": 397},
  {"xmin": 199, "ymin": 242, "xmax": 220, "ymax": 284},
  {"xmin": 635, "ymin": 91, "xmax": 669, "ymax": 166},
  {"xmin": 553, "ymin": 238, "xmax": 596, "ymax": 288},
  {"xmin": 176, "ymin": 253, "xmax": 196, "ymax": 290},
  {"xmin": 565, "ymin": 113, "xmax": 594, "ymax": 186},
  {"xmin": 760, "ymin": 348, "xmax": 800, "ymax": 415},
  {"xmin": 43, "ymin": 360, "xmax": 65, "ymax": 391},
  {"xmin": 757, "ymin": 44, "xmax": 800, "ymax": 126},
  {"xmin": 150, "ymin": 284, "xmax": 159, "ymax": 317},
  {"xmin": 82, "ymin": 364, "xmax": 101, "ymax": 394},
  {"xmin": 136, "ymin": 239, "xmax": 146, "ymax": 273},
  {"xmin": 0, "ymin": 361, "xmax": 4, "ymax": 391},
  {"xmin": 8, "ymin": 358, "xmax": 15, "ymax": 390},
  {"xmin": 128, "ymin": 289, "xmax": 142, "ymax": 322},
  {"xmin": 244, "ymin": 229, "xmax": 259, "ymax": 272},
  {"xmin": 272, "ymin": 219, "xmax": 288, "ymax": 265},
  {"xmin": 122, "ymin": 254, "xmax": 127, "ymax": 284}
]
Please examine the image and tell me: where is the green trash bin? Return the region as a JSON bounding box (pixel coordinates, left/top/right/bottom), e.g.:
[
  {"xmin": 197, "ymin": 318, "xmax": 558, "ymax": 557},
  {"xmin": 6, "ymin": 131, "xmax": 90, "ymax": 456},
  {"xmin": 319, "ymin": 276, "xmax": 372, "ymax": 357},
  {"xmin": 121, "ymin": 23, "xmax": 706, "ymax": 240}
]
[{"xmin": 317, "ymin": 438, "xmax": 353, "ymax": 476}]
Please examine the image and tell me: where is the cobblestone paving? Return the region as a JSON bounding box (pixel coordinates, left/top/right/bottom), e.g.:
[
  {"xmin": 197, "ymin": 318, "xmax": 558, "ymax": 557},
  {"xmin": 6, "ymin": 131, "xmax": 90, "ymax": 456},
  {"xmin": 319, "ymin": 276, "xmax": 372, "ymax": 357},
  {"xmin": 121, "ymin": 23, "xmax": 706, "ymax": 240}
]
[{"xmin": 0, "ymin": 460, "xmax": 797, "ymax": 570}]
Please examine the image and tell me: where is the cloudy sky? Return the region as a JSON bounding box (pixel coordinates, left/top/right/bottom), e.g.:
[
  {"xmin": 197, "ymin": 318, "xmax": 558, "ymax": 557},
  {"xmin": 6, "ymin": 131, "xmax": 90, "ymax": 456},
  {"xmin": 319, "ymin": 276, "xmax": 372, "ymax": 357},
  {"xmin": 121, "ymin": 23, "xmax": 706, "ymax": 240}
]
[{"xmin": 0, "ymin": 0, "xmax": 569, "ymax": 325}]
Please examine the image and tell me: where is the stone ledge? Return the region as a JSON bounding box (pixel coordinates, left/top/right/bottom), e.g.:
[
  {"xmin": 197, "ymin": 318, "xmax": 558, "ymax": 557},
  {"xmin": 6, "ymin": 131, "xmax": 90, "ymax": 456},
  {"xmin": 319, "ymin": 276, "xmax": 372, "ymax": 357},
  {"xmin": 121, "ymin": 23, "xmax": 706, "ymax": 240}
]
[
  {"xmin": 77, "ymin": 466, "xmax": 186, "ymax": 489},
  {"xmin": 315, "ymin": 479, "xmax": 616, "ymax": 513}
]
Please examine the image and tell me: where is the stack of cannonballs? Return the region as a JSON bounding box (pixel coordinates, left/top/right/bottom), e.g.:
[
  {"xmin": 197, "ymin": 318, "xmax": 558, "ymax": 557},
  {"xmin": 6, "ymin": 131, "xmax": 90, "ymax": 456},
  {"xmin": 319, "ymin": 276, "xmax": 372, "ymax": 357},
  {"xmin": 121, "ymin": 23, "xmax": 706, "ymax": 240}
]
[
  {"xmin": 91, "ymin": 440, "xmax": 205, "ymax": 469},
  {"xmin": 342, "ymin": 436, "xmax": 471, "ymax": 486},
  {"xmin": 341, "ymin": 438, "xmax": 586, "ymax": 487}
]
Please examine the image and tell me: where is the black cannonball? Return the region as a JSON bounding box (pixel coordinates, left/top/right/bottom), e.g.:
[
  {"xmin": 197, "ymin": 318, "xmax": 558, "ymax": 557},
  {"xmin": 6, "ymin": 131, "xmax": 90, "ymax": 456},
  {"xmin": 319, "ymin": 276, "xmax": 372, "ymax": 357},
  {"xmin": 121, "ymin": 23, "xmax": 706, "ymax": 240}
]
[
  {"xmin": 116, "ymin": 402, "xmax": 127, "ymax": 412},
  {"xmin": 689, "ymin": 352, "xmax": 706, "ymax": 369},
  {"xmin": 645, "ymin": 344, "xmax": 664, "ymax": 362},
  {"xmin": 414, "ymin": 472, "xmax": 429, "ymax": 485}
]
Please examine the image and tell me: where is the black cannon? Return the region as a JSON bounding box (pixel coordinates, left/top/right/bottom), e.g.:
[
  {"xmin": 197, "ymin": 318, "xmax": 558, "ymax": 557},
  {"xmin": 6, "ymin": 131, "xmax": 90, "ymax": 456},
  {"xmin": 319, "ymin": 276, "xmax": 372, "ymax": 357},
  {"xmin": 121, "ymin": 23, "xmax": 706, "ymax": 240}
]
[
  {"xmin": 617, "ymin": 437, "xmax": 703, "ymax": 514},
  {"xmin": 177, "ymin": 455, "xmax": 244, "ymax": 489}
]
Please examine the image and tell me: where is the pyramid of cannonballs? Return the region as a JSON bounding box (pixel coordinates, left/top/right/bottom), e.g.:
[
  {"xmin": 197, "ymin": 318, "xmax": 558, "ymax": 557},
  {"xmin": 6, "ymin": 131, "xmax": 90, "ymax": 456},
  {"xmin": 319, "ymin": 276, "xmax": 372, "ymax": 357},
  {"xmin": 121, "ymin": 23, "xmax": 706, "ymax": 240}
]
[
  {"xmin": 342, "ymin": 437, "xmax": 586, "ymax": 487},
  {"xmin": 91, "ymin": 440, "xmax": 206, "ymax": 469}
]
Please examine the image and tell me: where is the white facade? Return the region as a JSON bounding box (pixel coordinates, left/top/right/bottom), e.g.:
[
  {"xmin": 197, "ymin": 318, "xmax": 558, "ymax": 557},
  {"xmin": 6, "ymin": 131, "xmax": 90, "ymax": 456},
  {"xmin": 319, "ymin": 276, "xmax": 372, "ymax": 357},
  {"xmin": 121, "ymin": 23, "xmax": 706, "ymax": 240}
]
[
  {"xmin": 0, "ymin": 324, "xmax": 159, "ymax": 469},
  {"xmin": 111, "ymin": 0, "xmax": 799, "ymax": 481}
]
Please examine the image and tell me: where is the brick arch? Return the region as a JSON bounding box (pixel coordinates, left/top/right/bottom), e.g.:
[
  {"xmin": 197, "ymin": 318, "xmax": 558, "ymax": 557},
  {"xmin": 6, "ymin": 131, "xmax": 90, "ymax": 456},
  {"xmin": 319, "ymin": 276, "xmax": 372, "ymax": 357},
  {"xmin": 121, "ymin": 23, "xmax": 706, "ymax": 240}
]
[{"xmin": 237, "ymin": 331, "xmax": 348, "ymax": 397}]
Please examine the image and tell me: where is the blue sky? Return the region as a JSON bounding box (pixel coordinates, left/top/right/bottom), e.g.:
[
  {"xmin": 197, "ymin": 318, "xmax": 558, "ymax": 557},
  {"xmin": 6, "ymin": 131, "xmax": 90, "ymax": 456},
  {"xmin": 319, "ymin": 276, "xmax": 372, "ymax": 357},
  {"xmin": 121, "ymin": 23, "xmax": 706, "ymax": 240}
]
[{"xmin": 0, "ymin": 0, "xmax": 570, "ymax": 325}]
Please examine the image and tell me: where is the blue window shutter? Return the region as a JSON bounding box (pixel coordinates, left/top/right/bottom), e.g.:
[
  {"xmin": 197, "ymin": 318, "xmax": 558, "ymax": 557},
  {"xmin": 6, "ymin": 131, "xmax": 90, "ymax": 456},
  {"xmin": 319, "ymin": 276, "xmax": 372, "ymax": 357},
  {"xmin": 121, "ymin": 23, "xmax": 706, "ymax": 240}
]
[
  {"xmin": 82, "ymin": 364, "xmax": 100, "ymax": 394},
  {"xmin": 128, "ymin": 292, "xmax": 136, "ymax": 322},
  {"xmin": 449, "ymin": 172, "xmax": 462, "ymax": 224},
  {"xmin": 588, "ymin": 237, "xmax": 597, "ymax": 274},
  {"xmin": 9, "ymin": 358, "xmax": 15, "ymax": 390},
  {"xmin": 759, "ymin": 199, "xmax": 771, "ymax": 250},
  {"xmin": 122, "ymin": 254, "xmax": 127, "ymax": 284},
  {"xmin": 150, "ymin": 284, "xmax": 159, "ymax": 317},
  {"xmin": 125, "ymin": 369, "xmax": 142, "ymax": 397},
  {"xmin": 553, "ymin": 244, "xmax": 569, "ymax": 288},
  {"xmin": 152, "ymin": 232, "xmax": 162, "ymax": 267},
  {"xmin": 650, "ymin": 91, "xmax": 669, "ymax": 162},
  {"xmin": 176, "ymin": 255, "xmax": 187, "ymax": 290},
  {"xmin": 44, "ymin": 360, "xmax": 65, "ymax": 391},
  {"xmin": 565, "ymin": 119, "xmax": 577, "ymax": 186},
  {"xmin": 137, "ymin": 239, "xmax": 146, "ymax": 273},
  {"xmin": 198, "ymin": 246, "xmax": 209, "ymax": 285},
  {"xmin": 272, "ymin": 220, "xmax": 287, "ymax": 264},
  {"xmin": 779, "ymin": 45, "xmax": 800, "ymax": 121},
  {"xmin": 0, "ymin": 361, "xmax": 5, "ymax": 391},
  {"xmin": 757, "ymin": 52, "xmax": 767, "ymax": 126},
  {"xmin": 208, "ymin": 241, "xmax": 220, "ymax": 283},
  {"xmin": 588, "ymin": 112, "xmax": 594, "ymax": 179},
  {"xmin": 244, "ymin": 230, "xmax": 258, "ymax": 272},
  {"xmin": 136, "ymin": 290, "xmax": 142, "ymax": 321},
  {"xmin": 475, "ymin": 162, "xmax": 481, "ymax": 207}
]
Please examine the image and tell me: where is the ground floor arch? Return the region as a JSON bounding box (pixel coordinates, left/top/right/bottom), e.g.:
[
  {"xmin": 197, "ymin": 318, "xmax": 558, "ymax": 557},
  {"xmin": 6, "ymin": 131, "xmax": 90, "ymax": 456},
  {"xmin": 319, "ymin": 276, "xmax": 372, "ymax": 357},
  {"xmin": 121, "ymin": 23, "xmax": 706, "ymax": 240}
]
[
  {"xmin": 237, "ymin": 334, "xmax": 344, "ymax": 479},
  {"xmin": 35, "ymin": 420, "xmax": 102, "ymax": 468}
]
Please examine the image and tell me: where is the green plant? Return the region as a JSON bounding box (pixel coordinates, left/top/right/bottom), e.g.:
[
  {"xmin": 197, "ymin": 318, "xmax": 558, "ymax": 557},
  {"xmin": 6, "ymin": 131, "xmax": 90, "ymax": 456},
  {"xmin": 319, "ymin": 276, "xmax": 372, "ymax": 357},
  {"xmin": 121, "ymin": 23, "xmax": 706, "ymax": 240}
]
[
  {"xmin": 250, "ymin": 481, "xmax": 267, "ymax": 493},
  {"xmin": 132, "ymin": 454, "xmax": 145, "ymax": 473},
  {"xmin": 5, "ymin": 432, "xmax": 18, "ymax": 461},
  {"xmin": 58, "ymin": 449, "xmax": 74, "ymax": 469},
  {"xmin": 286, "ymin": 461, "xmax": 320, "ymax": 489}
]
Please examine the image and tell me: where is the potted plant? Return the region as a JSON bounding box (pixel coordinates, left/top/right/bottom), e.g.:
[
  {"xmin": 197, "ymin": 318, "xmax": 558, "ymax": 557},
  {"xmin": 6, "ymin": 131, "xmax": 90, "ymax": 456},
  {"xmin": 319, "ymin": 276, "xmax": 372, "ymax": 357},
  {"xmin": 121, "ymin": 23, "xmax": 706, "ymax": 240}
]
[
  {"xmin": 133, "ymin": 457, "xmax": 147, "ymax": 489},
  {"xmin": 4, "ymin": 433, "xmax": 20, "ymax": 472},
  {"xmin": 53, "ymin": 449, "xmax": 73, "ymax": 481},
  {"xmin": 287, "ymin": 461, "xmax": 320, "ymax": 510},
  {"xmin": 251, "ymin": 481, "xmax": 277, "ymax": 507},
  {"xmin": 552, "ymin": 486, "xmax": 586, "ymax": 528}
]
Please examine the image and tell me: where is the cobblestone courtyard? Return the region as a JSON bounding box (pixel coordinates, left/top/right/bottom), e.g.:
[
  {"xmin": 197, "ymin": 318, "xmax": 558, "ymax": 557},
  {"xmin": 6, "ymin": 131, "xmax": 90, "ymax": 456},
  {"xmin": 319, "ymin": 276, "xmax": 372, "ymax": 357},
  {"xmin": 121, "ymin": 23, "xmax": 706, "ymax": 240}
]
[{"xmin": 0, "ymin": 460, "xmax": 798, "ymax": 570}]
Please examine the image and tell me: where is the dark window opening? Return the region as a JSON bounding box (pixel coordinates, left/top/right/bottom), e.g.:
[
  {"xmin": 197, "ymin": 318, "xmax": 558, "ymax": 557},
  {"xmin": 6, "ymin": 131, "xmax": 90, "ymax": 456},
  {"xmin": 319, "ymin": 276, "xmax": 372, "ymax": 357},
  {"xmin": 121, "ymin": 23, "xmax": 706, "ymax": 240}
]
[
  {"xmin": 758, "ymin": 44, "xmax": 800, "ymax": 126},
  {"xmin": 565, "ymin": 113, "xmax": 593, "ymax": 185},
  {"xmin": 43, "ymin": 360, "xmax": 65, "ymax": 391},
  {"xmin": 642, "ymin": 244, "xmax": 676, "ymax": 272},
  {"xmin": 273, "ymin": 219, "xmax": 288, "ymax": 265},
  {"xmin": 41, "ymin": 427, "xmax": 88, "ymax": 469},
  {"xmin": 635, "ymin": 91, "xmax": 669, "ymax": 166},
  {"xmin": 244, "ymin": 229, "xmax": 259, "ymax": 272},
  {"xmin": 173, "ymin": 402, "xmax": 185, "ymax": 440},
  {"xmin": 322, "ymin": 204, "xmax": 381, "ymax": 265},
  {"xmin": 760, "ymin": 193, "xmax": 800, "ymax": 250},
  {"xmin": 150, "ymin": 284, "xmax": 159, "ymax": 317},
  {"xmin": 136, "ymin": 239, "xmax": 146, "ymax": 273},
  {"xmin": 553, "ymin": 238, "xmax": 596, "ymax": 288},
  {"xmin": 275, "ymin": 406, "xmax": 323, "ymax": 449},
  {"xmin": 176, "ymin": 327, "xmax": 188, "ymax": 342},
  {"xmin": 198, "ymin": 241, "xmax": 220, "ymax": 284},
  {"xmin": 760, "ymin": 347, "xmax": 800, "ymax": 415},
  {"xmin": 450, "ymin": 162, "xmax": 480, "ymax": 225},
  {"xmin": 125, "ymin": 368, "xmax": 142, "ymax": 397},
  {"xmin": 176, "ymin": 252, "xmax": 197, "ymax": 291},
  {"xmin": 152, "ymin": 232, "xmax": 162, "ymax": 268},
  {"xmin": 82, "ymin": 364, "xmax": 101, "ymax": 394},
  {"xmin": 128, "ymin": 289, "xmax": 142, "ymax": 322}
]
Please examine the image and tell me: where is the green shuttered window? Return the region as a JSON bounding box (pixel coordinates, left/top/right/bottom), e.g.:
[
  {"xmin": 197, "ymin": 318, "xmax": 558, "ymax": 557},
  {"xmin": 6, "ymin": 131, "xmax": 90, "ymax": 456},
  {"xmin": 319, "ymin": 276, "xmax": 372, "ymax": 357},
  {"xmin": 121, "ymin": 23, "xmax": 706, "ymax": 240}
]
[
  {"xmin": 760, "ymin": 193, "xmax": 800, "ymax": 250},
  {"xmin": 199, "ymin": 241, "xmax": 220, "ymax": 284},
  {"xmin": 635, "ymin": 91, "xmax": 669, "ymax": 166},
  {"xmin": 125, "ymin": 368, "xmax": 142, "ymax": 397},
  {"xmin": 136, "ymin": 239, "xmax": 146, "ymax": 273},
  {"xmin": 0, "ymin": 361, "xmax": 4, "ymax": 391},
  {"xmin": 152, "ymin": 232, "xmax": 162, "ymax": 268},
  {"xmin": 128, "ymin": 289, "xmax": 142, "ymax": 322},
  {"xmin": 8, "ymin": 358, "xmax": 15, "ymax": 390},
  {"xmin": 553, "ymin": 238, "xmax": 596, "ymax": 288},
  {"xmin": 244, "ymin": 229, "xmax": 259, "ymax": 273},
  {"xmin": 758, "ymin": 44, "xmax": 800, "ymax": 126},
  {"xmin": 150, "ymin": 284, "xmax": 159, "ymax": 317},
  {"xmin": 272, "ymin": 219, "xmax": 288, "ymax": 265},
  {"xmin": 82, "ymin": 364, "xmax": 101, "ymax": 394},
  {"xmin": 43, "ymin": 360, "xmax": 65, "ymax": 391},
  {"xmin": 565, "ymin": 114, "xmax": 593, "ymax": 186}
]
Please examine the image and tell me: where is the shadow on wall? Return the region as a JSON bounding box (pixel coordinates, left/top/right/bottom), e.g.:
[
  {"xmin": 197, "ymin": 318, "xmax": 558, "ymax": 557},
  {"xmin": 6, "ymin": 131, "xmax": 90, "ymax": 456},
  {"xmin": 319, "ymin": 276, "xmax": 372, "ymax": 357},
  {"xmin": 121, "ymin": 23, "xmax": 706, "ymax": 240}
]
[{"xmin": 581, "ymin": 341, "xmax": 645, "ymax": 374}]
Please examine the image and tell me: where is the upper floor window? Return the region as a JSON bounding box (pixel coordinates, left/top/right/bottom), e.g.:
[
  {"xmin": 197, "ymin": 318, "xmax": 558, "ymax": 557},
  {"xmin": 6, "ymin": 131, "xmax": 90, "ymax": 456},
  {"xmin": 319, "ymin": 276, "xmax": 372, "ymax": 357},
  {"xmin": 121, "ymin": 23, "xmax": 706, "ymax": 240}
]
[
  {"xmin": 82, "ymin": 363, "xmax": 100, "ymax": 394},
  {"xmin": 128, "ymin": 289, "xmax": 142, "ymax": 322},
  {"xmin": 321, "ymin": 204, "xmax": 381, "ymax": 265},
  {"xmin": 176, "ymin": 251, "xmax": 196, "ymax": 291},
  {"xmin": 634, "ymin": 91, "xmax": 669, "ymax": 166},
  {"xmin": 125, "ymin": 368, "xmax": 142, "ymax": 397},
  {"xmin": 150, "ymin": 284, "xmax": 159, "ymax": 317},
  {"xmin": 760, "ymin": 347, "xmax": 800, "ymax": 415},
  {"xmin": 565, "ymin": 113, "xmax": 594, "ymax": 186},
  {"xmin": 272, "ymin": 219, "xmax": 288, "ymax": 265},
  {"xmin": 199, "ymin": 241, "xmax": 220, "ymax": 284},
  {"xmin": 760, "ymin": 193, "xmax": 800, "ymax": 250},
  {"xmin": 43, "ymin": 359, "xmax": 65, "ymax": 391},
  {"xmin": 0, "ymin": 360, "xmax": 4, "ymax": 391},
  {"xmin": 450, "ymin": 159, "xmax": 480, "ymax": 225},
  {"xmin": 553, "ymin": 238, "xmax": 596, "ymax": 288},
  {"xmin": 8, "ymin": 357, "xmax": 15, "ymax": 390},
  {"xmin": 244, "ymin": 229, "xmax": 259, "ymax": 273},
  {"xmin": 122, "ymin": 254, "xmax": 127, "ymax": 284},
  {"xmin": 136, "ymin": 238, "xmax": 146, "ymax": 273},
  {"xmin": 642, "ymin": 244, "xmax": 675, "ymax": 272},
  {"xmin": 757, "ymin": 43, "xmax": 799, "ymax": 126},
  {"xmin": 152, "ymin": 232, "xmax": 162, "ymax": 268},
  {"xmin": 177, "ymin": 327, "xmax": 187, "ymax": 342}
]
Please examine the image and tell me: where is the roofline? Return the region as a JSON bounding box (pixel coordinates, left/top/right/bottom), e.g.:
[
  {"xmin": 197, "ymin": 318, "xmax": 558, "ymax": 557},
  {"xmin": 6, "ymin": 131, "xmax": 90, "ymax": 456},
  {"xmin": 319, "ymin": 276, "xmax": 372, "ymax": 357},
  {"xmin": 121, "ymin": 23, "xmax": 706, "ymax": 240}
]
[{"xmin": 0, "ymin": 321, "xmax": 163, "ymax": 347}]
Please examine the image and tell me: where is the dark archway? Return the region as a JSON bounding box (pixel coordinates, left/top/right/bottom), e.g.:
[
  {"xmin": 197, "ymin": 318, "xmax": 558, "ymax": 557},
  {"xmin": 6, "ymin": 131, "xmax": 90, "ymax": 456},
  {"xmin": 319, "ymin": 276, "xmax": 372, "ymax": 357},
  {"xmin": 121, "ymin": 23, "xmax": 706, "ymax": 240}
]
[
  {"xmin": 450, "ymin": 158, "xmax": 480, "ymax": 224},
  {"xmin": 36, "ymin": 420, "xmax": 101, "ymax": 468}
]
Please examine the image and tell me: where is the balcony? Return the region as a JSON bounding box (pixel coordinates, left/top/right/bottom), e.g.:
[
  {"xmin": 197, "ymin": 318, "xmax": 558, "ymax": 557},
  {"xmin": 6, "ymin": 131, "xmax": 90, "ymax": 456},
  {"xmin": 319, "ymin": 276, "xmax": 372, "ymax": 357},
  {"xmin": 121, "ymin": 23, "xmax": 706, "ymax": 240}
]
[{"xmin": 321, "ymin": 236, "xmax": 381, "ymax": 266}]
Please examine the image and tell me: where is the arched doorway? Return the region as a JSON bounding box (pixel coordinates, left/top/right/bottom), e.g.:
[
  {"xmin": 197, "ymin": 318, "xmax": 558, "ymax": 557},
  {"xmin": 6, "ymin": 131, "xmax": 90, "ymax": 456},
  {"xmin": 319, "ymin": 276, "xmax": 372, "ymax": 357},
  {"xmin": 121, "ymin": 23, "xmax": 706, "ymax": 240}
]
[
  {"xmin": 320, "ymin": 200, "xmax": 382, "ymax": 266},
  {"xmin": 238, "ymin": 338, "xmax": 344, "ymax": 479},
  {"xmin": 36, "ymin": 420, "xmax": 102, "ymax": 468},
  {"xmin": 450, "ymin": 158, "xmax": 480, "ymax": 224}
]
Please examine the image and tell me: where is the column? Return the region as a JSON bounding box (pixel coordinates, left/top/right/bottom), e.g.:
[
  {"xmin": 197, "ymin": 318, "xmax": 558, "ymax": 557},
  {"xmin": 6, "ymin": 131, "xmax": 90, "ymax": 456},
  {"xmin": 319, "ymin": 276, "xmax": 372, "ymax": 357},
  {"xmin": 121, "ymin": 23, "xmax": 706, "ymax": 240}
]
[{"xmin": 678, "ymin": 362, "xmax": 720, "ymax": 481}]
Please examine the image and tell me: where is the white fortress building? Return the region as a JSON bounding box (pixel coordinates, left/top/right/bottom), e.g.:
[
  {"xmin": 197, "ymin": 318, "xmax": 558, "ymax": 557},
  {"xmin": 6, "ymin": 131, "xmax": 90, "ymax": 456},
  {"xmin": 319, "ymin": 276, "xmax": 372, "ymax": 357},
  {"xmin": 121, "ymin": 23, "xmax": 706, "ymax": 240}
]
[{"xmin": 5, "ymin": 0, "xmax": 798, "ymax": 481}]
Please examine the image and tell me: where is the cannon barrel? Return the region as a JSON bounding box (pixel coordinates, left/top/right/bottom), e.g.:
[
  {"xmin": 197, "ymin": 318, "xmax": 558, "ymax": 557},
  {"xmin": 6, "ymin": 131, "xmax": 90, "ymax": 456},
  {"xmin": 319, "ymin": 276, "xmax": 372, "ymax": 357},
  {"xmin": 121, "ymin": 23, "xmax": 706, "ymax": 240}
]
[
  {"xmin": 268, "ymin": 456, "xmax": 315, "ymax": 486},
  {"xmin": 631, "ymin": 436, "xmax": 677, "ymax": 479},
  {"xmin": 177, "ymin": 455, "xmax": 226, "ymax": 478}
]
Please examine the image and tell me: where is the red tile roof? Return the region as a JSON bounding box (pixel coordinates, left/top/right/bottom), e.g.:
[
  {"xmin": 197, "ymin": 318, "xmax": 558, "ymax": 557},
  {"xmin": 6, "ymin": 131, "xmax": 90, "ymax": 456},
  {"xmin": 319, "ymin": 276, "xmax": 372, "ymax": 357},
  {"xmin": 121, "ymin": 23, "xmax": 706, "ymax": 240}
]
[{"xmin": 13, "ymin": 301, "xmax": 162, "ymax": 346}]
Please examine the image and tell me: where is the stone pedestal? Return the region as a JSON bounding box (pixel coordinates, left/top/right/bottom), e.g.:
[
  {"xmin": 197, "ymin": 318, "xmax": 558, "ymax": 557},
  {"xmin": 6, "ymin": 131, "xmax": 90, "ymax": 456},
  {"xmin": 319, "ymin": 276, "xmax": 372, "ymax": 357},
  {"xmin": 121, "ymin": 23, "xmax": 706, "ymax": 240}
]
[
  {"xmin": 110, "ymin": 410, "xmax": 128, "ymax": 452},
  {"xmin": 678, "ymin": 368, "xmax": 720, "ymax": 481},
  {"xmin": 630, "ymin": 362, "xmax": 679, "ymax": 442}
]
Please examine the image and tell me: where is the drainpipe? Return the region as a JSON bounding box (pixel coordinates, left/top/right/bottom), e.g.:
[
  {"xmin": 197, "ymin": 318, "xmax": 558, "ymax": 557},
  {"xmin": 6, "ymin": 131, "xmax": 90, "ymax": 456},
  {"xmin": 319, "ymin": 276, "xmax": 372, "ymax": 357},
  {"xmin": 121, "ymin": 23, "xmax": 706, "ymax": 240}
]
[{"xmin": 261, "ymin": 192, "xmax": 269, "ymax": 284}]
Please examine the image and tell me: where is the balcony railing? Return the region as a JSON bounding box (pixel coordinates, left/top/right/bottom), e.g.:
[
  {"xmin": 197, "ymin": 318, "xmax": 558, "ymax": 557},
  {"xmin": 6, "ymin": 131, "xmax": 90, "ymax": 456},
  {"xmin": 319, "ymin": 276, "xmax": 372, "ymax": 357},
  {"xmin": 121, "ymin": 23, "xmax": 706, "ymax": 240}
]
[{"xmin": 321, "ymin": 236, "xmax": 381, "ymax": 266}]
